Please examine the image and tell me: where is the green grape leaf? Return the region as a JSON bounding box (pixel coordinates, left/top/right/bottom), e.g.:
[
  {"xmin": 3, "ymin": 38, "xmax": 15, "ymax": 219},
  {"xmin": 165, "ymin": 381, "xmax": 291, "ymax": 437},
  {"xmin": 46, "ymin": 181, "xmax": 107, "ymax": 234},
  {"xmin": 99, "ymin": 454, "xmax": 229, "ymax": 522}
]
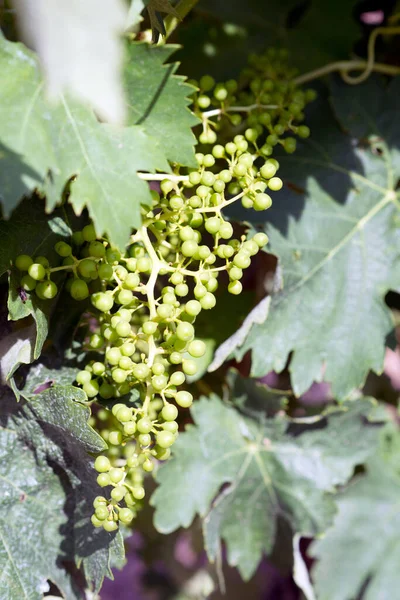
[
  {"xmin": 0, "ymin": 384, "xmax": 118, "ymax": 599},
  {"xmin": 230, "ymin": 76, "xmax": 400, "ymax": 399},
  {"xmin": 0, "ymin": 36, "xmax": 55, "ymax": 217},
  {"xmin": 310, "ymin": 425, "xmax": 400, "ymax": 600},
  {"xmin": 124, "ymin": 42, "xmax": 198, "ymax": 166},
  {"xmin": 152, "ymin": 394, "xmax": 382, "ymax": 579}
]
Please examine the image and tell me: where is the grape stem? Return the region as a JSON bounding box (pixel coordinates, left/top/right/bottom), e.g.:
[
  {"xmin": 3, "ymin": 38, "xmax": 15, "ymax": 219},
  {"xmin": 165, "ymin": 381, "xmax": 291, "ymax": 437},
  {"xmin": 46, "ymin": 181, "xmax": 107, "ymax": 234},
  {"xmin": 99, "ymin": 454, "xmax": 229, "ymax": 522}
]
[
  {"xmin": 201, "ymin": 104, "xmax": 279, "ymax": 119},
  {"xmin": 137, "ymin": 173, "xmax": 189, "ymax": 182},
  {"xmin": 194, "ymin": 189, "xmax": 247, "ymax": 213},
  {"xmin": 294, "ymin": 59, "xmax": 400, "ymax": 86}
]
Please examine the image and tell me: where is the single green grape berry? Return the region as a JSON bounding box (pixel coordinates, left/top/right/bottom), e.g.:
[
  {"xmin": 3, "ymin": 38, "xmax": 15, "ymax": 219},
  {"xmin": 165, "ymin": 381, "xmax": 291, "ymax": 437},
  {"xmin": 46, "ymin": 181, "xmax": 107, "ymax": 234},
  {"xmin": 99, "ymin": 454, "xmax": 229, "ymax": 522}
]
[
  {"xmin": 228, "ymin": 280, "xmax": 243, "ymax": 295},
  {"xmin": 34, "ymin": 256, "xmax": 50, "ymax": 268},
  {"xmin": 121, "ymin": 342, "xmax": 136, "ymax": 356},
  {"xmin": 219, "ymin": 222, "xmax": 233, "ymax": 239},
  {"xmin": 156, "ymin": 430, "xmax": 175, "ymax": 449},
  {"xmin": 176, "ymin": 321, "xmax": 195, "ymax": 342},
  {"xmin": 212, "ymin": 144, "xmax": 225, "ymax": 158},
  {"xmin": 92, "ymin": 362, "xmax": 105, "ymax": 376},
  {"xmin": 284, "ymin": 137, "xmax": 297, "ymax": 154},
  {"xmin": 82, "ymin": 224, "xmax": 97, "ymax": 242},
  {"xmin": 233, "ymin": 253, "xmax": 251, "ymax": 269},
  {"xmin": 103, "ymin": 520, "xmax": 118, "ymax": 532},
  {"xmin": 91, "ymin": 515, "xmax": 104, "ymax": 528},
  {"xmin": 233, "ymin": 162, "xmax": 247, "ymax": 178},
  {"xmin": 170, "ymin": 271, "xmax": 184, "ymax": 285},
  {"xmin": 93, "ymin": 292, "xmax": 114, "ymax": 312},
  {"xmin": 245, "ymin": 128, "xmax": 258, "ymax": 142},
  {"xmin": 117, "ymin": 289, "xmax": 133, "ymax": 305},
  {"xmin": 97, "ymin": 473, "xmax": 111, "ymax": 487},
  {"xmin": 137, "ymin": 417, "xmax": 152, "ymax": 434},
  {"xmin": 137, "ymin": 256, "xmax": 152, "ymax": 273},
  {"xmin": 83, "ymin": 379, "xmax": 99, "ymax": 398},
  {"xmin": 97, "ymin": 264, "xmax": 113, "ymax": 281},
  {"xmin": 157, "ymin": 304, "xmax": 173, "ymax": 319},
  {"xmin": 152, "ymin": 374, "xmax": 168, "ymax": 391},
  {"xmin": 189, "ymin": 171, "xmax": 201, "ymax": 186},
  {"xmin": 199, "ymin": 74, "xmax": 215, "ymax": 91},
  {"xmin": 106, "ymin": 347, "xmax": 121, "ymax": 365},
  {"xmin": 181, "ymin": 240, "xmax": 198, "ymax": 257},
  {"xmin": 94, "ymin": 455, "xmax": 111, "ymax": 473},
  {"xmin": 111, "ymin": 486, "xmax": 127, "ymax": 502},
  {"xmin": 55, "ymin": 241, "xmax": 72, "ymax": 257},
  {"xmin": 36, "ymin": 280, "xmax": 58, "ymax": 300},
  {"xmin": 268, "ymin": 177, "xmax": 283, "ymax": 191},
  {"xmin": 15, "ymin": 254, "xmax": 33, "ymax": 271},
  {"xmin": 297, "ymin": 125, "xmax": 310, "ymax": 138},
  {"xmin": 160, "ymin": 179, "xmax": 174, "ymax": 195},
  {"xmin": 111, "ymin": 403, "xmax": 125, "ymax": 416},
  {"xmin": 112, "ymin": 368, "xmax": 127, "ymax": 384},
  {"xmin": 88, "ymin": 240, "xmax": 106, "ymax": 258},
  {"xmin": 229, "ymin": 266, "xmax": 243, "ymax": 281},
  {"xmin": 76, "ymin": 370, "xmax": 92, "ymax": 385},
  {"xmin": 200, "ymin": 292, "xmax": 216, "ymax": 310},
  {"xmin": 175, "ymin": 283, "xmax": 189, "ymax": 297},
  {"xmin": 185, "ymin": 299, "xmax": 201, "ymax": 316},
  {"xmin": 95, "ymin": 506, "xmax": 109, "ymax": 521},
  {"xmin": 253, "ymin": 232, "xmax": 269, "ymax": 247},
  {"xmin": 99, "ymin": 383, "xmax": 115, "ymax": 399},
  {"xmin": 242, "ymin": 195, "xmax": 253, "ymax": 209},
  {"xmin": 108, "ymin": 431, "xmax": 123, "ymax": 445},
  {"xmin": 93, "ymin": 496, "xmax": 107, "ymax": 508},
  {"xmin": 138, "ymin": 433, "xmax": 151, "ymax": 447},
  {"xmin": 169, "ymin": 351, "xmax": 182, "ymax": 365},
  {"xmin": 242, "ymin": 240, "xmax": 259, "ymax": 256},
  {"xmin": 163, "ymin": 421, "xmax": 178, "ymax": 433},
  {"xmin": 188, "ymin": 340, "xmax": 206, "ymax": 358},
  {"xmin": 28, "ymin": 263, "xmax": 46, "ymax": 281},
  {"xmin": 109, "ymin": 468, "xmax": 124, "ymax": 484},
  {"xmin": 21, "ymin": 274, "xmax": 37, "ymax": 291},
  {"xmin": 115, "ymin": 406, "xmax": 132, "ymax": 423},
  {"xmin": 152, "ymin": 363, "xmax": 165, "ymax": 376},
  {"xmin": 170, "ymin": 195, "xmax": 184, "ymax": 210},
  {"xmin": 176, "ymin": 391, "xmax": 193, "ymax": 408},
  {"xmin": 205, "ymin": 217, "xmax": 220, "ymax": 235},
  {"xmin": 70, "ymin": 279, "xmax": 89, "ymax": 301},
  {"xmin": 214, "ymin": 85, "xmax": 228, "ymax": 101},
  {"xmin": 72, "ymin": 231, "xmax": 84, "ymax": 246},
  {"xmin": 119, "ymin": 507, "xmax": 134, "ymax": 524},
  {"xmin": 253, "ymin": 193, "xmax": 272, "ymax": 211},
  {"xmin": 260, "ymin": 162, "xmax": 277, "ymax": 179},
  {"xmin": 106, "ymin": 248, "xmax": 121, "ymax": 264},
  {"xmin": 132, "ymin": 486, "xmax": 145, "ymax": 500},
  {"xmin": 78, "ymin": 259, "xmax": 97, "ymax": 279},
  {"xmin": 169, "ymin": 371, "xmax": 185, "ymax": 387},
  {"xmin": 142, "ymin": 321, "xmax": 158, "ymax": 335},
  {"xmin": 124, "ymin": 421, "xmax": 136, "ymax": 436},
  {"xmin": 119, "ymin": 357, "xmax": 133, "ymax": 371},
  {"xmin": 161, "ymin": 404, "xmax": 179, "ymax": 421},
  {"xmin": 115, "ymin": 320, "xmax": 131, "ymax": 338},
  {"xmin": 143, "ymin": 459, "xmax": 154, "ymax": 473}
]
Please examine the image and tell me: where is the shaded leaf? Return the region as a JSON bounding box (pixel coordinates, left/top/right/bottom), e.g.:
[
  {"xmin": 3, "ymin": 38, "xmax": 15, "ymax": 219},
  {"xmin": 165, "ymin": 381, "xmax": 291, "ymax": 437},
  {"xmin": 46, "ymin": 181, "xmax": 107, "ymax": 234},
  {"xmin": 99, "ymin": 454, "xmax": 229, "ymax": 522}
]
[
  {"xmin": 311, "ymin": 425, "xmax": 400, "ymax": 600},
  {"xmin": 152, "ymin": 394, "xmax": 382, "ymax": 579}
]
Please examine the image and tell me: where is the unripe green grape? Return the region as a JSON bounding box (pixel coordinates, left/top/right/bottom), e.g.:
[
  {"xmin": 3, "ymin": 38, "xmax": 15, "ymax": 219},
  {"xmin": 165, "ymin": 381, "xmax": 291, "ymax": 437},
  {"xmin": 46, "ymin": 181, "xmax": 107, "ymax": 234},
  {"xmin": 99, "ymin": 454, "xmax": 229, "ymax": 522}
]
[
  {"xmin": 103, "ymin": 326, "xmax": 118, "ymax": 342},
  {"xmin": 111, "ymin": 486, "xmax": 127, "ymax": 502},
  {"xmin": 253, "ymin": 232, "xmax": 269, "ymax": 247},
  {"xmin": 181, "ymin": 240, "xmax": 198, "ymax": 257},
  {"xmin": 254, "ymin": 193, "xmax": 272, "ymax": 211},
  {"xmin": 103, "ymin": 520, "xmax": 118, "ymax": 532},
  {"xmin": 91, "ymin": 515, "xmax": 104, "ymax": 528},
  {"xmin": 106, "ymin": 347, "xmax": 121, "ymax": 365},
  {"xmin": 152, "ymin": 363, "xmax": 165, "ymax": 376},
  {"xmin": 141, "ymin": 321, "xmax": 157, "ymax": 336},
  {"xmin": 78, "ymin": 259, "xmax": 96, "ymax": 279},
  {"xmin": 297, "ymin": 125, "xmax": 310, "ymax": 138},
  {"xmin": 176, "ymin": 321, "xmax": 195, "ymax": 342},
  {"xmin": 137, "ymin": 417, "xmax": 152, "ymax": 434},
  {"xmin": 96, "ymin": 263, "xmax": 112, "ymax": 281},
  {"xmin": 55, "ymin": 241, "xmax": 72, "ymax": 257},
  {"xmin": 116, "ymin": 289, "xmax": 132, "ymax": 306},
  {"xmin": 163, "ymin": 292, "xmax": 176, "ymax": 305},
  {"xmin": 245, "ymin": 128, "xmax": 258, "ymax": 142},
  {"xmin": 156, "ymin": 430, "xmax": 175, "ymax": 448},
  {"xmin": 242, "ymin": 195, "xmax": 253, "ymax": 209},
  {"xmin": 132, "ymin": 486, "xmax": 145, "ymax": 500},
  {"xmin": 284, "ymin": 137, "xmax": 297, "ymax": 153},
  {"xmin": 188, "ymin": 340, "xmax": 206, "ymax": 358},
  {"xmin": 112, "ymin": 368, "xmax": 127, "ymax": 383},
  {"xmin": 115, "ymin": 320, "xmax": 131, "ymax": 338},
  {"xmin": 34, "ymin": 256, "xmax": 50, "ymax": 268},
  {"xmin": 161, "ymin": 403, "xmax": 179, "ymax": 421},
  {"xmin": 225, "ymin": 142, "xmax": 236, "ymax": 155},
  {"xmin": 238, "ymin": 153, "xmax": 253, "ymax": 169},
  {"xmin": 219, "ymin": 169, "xmax": 232, "ymax": 183},
  {"xmin": 138, "ymin": 433, "xmax": 151, "ymax": 447},
  {"xmin": 123, "ymin": 273, "xmax": 140, "ymax": 290},
  {"xmin": 152, "ymin": 374, "xmax": 168, "ymax": 391},
  {"xmin": 119, "ymin": 507, "xmax": 134, "ymax": 524},
  {"xmin": 95, "ymin": 506, "xmax": 109, "ymax": 521},
  {"xmin": 233, "ymin": 253, "xmax": 251, "ymax": 269},
  {"xmin": 214, "ymin": 85, "xmax": 228, "ymax": 101},
  {"xmin": 228, "ymin": 280, "xmax": 243, "ymax": 295},
  {"xmin": 233, "ymin": 162, "xmax": 247, "ymax": 177},
  {"xmin": 169, "ymin": 351, "xmax": 182, "ymax": 365},
  {"xmin": 119, "ymin": 357, "xmax": 134, "ymax": 372},
  {"xmin": 70, "ymin": 279, "xmax": 89, "ymax": 301},
  {"xmin": 207, "ymin": 277, "xmax": 218, "ymax": 293},
  {"xmin": 161, "ymin": 179, "xmax": 174, "ymax": 195},
  {"xmin": 219, "ymin": 222, "xmax": 233, "ymax": 239},
  {"xmin": 198, "ymin": 94, "xmax": 211, "ymax": 109},
  {"xmin": 175, "ymin": 283, "xmax": 189, "ymax": 297},
  {"xmin": 76, "ymin": 370, "xmax": 92, "ymax": 385},
  {"xmin": 83, "ymin": 379, "xmax": 99, "ymax": 398},
  {"xmin": 154, "ymin": 446, "xmax": 171, "ymax": 461},
  {"xmin": 162, "ymin": 421, "xmax": 179, "ymax": 433},
  {"xmin": 157, "ymin": 304, "xmax": 173, "ymax": 319},
  {"xmin": 97, "ymin": 473, "xmax": 111, "ymax": 487},
  {"xmin": 266, "ymin": 134, "xmax": 278, "ymax": 146},
  {"xmin": 185, "ymin": 299, "xmax": 201, "ymax": 316},
  {"xmin": 201, "ymin": 171, "xmax": 216, "ymax": 186},
  {"xmin": 260, "ymin": 162, "xmax": 277, "ymax": 179},
  {"xmin": 189, "ymin": 171, "xmax": 201, "ymax": 186},
  {"xmin": 137, "ymin": 256, "xmax": 152, "ymax": 273},
  {"xmin": 268, "ymin": 177, "xmax": 283, "ymax": 191},
  {"xmin": 170, "ymin": 195, "xmax": 184, "ymax": 210},
  {"xmin": 176, "ymin": 391, "xmax": 193, "ymax": 408},
  {"xmin": 109, "ymin": 431, "xmax": 123, "ymax": 445},
  {"xmin": 243, "ymin": 240, "xmax": 259, "ymax": 256},
  {"xmin": 199, "ymin": 74, "xmax": 215, "ymax": 91},
  {"xmin": 200, "ymin": 292, "xmax": 216, "ymax": 310},
  {"xmin": 200, "ymin": 130, "xmax": 217, "ymax": 144},
  {"xmin": 205, "ymin": 217, "xmax": 220, "ymax": 235},
  {"xmin": 124, "ymin": 421, "xmax": 136, "ymax": 436},
  {"xmin": 82, "ymin": 224, "xmax": 96, "ymax": 242},
  {"xmin": 142, "ymin": 458, "xmax": 154, "ymax": 473},
  {"xmin": 109, "ymin": 468, "xmax": 124, "ymax": 483},
  {"xmin": 93, "ymin": 496, "xmax": 107, "ymax": 508},
  {"xmin": 198, "ymin": 245, "xmax": 211, "ymax": 260},
  {"xmin": 115, "ymin": 406, "xmax": 132, "ymax": 423},
  {"xmin": 213, "ymin": 180, "xmax": 225, "ymax": 194},
  {"xmin": 212, "ymin": 144, "xmax": 225, "ymax": 158},
  {"xmin": 15, "ymin": 254, "xmax": 33, "ymax": 271},
  {"xmin": 21, "ymin": 274, "xmax": 37, "ymax": 291},
  {"xmin": 28, "ymin": 263, "xmax": 46, "ymax": 281},
  {"xmin": 87, "ymin": 240, "xmax": 105, "ymax": 258},
  {"xmin": 94, "ymin": 455, "xmax": 111, "ymax": 473},
  {"xmin": 121, "ymin": 342, "xmax": 135, "ymax": 357},
  {"xmin": 99, "ymin": 383, "xmax": 115, "ymax": 399}
]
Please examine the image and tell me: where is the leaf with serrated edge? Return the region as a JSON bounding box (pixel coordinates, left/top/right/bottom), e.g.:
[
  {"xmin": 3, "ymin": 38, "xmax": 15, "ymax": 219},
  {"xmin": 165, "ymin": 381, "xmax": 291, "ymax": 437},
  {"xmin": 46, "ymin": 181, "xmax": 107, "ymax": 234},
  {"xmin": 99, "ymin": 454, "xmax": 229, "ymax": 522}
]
[
  {"xmin": 124, "ymin": 42, "xmax": 198, "ymax": 166},
  {"xmin": 152, "ymin": 395, "xmax": 382, "ymax": 579},
  {"xmin": 310, "ymin": 426, "xmax": 400, "ymax": 600},
  {"xmin": 234, "ymin": 76, "xmax": 400, "ymax": 399}
]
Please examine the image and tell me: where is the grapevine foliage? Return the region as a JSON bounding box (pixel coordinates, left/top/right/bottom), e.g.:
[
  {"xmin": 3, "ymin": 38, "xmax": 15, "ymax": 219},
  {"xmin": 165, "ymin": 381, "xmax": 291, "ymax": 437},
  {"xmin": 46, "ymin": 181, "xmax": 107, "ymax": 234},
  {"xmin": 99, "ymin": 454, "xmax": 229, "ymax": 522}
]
[{"xmin": 1, "ymin": 2, "xmax": 400, "ymax": 598}]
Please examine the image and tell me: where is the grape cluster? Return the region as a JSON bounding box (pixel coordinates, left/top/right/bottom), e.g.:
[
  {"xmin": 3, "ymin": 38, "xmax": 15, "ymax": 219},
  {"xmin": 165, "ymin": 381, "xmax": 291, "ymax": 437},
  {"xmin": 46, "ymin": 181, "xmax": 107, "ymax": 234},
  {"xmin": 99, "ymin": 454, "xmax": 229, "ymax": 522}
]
[{"xmin": 13, "ymin": 47, "xmax": 314, "ymax": 531}]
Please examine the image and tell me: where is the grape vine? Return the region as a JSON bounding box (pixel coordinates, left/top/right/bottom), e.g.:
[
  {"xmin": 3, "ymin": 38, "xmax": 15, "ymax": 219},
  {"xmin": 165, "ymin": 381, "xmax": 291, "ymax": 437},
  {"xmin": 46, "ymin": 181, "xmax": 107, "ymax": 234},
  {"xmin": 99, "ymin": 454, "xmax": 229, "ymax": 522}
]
[{"xmin": 13, "ymin": 49, "xmax": 315, "ymax": 531}]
